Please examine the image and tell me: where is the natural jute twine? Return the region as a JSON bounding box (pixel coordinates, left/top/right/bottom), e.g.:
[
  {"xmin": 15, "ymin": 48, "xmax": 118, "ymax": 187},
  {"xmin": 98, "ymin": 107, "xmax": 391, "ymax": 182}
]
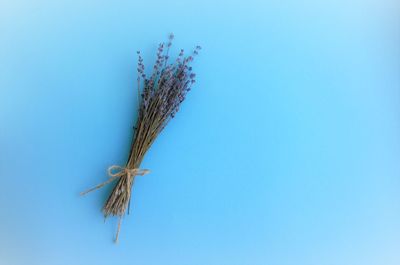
[{"xmin": 81, "ymin": 165, "xmax": 150, "ymax": 242}]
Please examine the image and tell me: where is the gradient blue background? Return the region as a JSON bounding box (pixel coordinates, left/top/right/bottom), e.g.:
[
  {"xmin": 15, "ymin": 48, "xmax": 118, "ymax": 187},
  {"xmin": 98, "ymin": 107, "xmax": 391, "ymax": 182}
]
[{"xmin": 0, "ymin": 0, "xmax": 399, "ymax": 264}]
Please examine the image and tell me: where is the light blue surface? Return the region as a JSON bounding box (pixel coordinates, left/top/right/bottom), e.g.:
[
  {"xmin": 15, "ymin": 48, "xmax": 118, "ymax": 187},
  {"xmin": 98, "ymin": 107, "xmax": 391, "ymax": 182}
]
[{"xmin": 0, "ymin": 0, "xmax": 399, "ymax": 264}]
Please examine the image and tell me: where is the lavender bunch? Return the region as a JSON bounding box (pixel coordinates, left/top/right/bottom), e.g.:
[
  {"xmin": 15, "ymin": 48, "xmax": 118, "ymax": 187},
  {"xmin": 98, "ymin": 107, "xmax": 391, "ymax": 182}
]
[{"xmin": 82, "ymin": 34, "xmax": 200, "ymax": 242}]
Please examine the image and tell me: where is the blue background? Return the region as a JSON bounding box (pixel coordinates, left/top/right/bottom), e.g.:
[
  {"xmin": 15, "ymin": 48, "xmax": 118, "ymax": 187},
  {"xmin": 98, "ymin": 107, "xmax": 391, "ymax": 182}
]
[{"xmin": 0, "ymin": 0, "xmax": 399, "ymax": 264}]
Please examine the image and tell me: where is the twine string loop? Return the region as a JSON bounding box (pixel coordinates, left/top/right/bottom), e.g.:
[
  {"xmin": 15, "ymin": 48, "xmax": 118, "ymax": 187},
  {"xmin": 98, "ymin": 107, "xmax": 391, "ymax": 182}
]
[{"xmin": 80, "ymin": 165, "xmax": 150, "ymax": 196}]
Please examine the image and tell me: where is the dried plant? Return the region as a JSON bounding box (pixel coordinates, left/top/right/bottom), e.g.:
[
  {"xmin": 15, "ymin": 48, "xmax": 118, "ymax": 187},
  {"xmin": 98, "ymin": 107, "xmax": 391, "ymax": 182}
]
[{"xmin": 81, "ymin": 34, "xmax": 200, "ymax": 242}]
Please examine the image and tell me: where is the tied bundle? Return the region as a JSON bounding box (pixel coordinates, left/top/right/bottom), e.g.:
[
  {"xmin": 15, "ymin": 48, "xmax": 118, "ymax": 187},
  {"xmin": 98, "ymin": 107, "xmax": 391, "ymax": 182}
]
[{"xmin": 81, "ymin": 34, "xmax": 200, "ymax": 242}]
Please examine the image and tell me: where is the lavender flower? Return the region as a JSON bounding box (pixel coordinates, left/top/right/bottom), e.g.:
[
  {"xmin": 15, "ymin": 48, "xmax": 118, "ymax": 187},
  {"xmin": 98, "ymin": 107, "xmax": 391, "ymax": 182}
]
[{"xmin": 81, "ymin": 34, "xmax": 201, "ymax": 243}]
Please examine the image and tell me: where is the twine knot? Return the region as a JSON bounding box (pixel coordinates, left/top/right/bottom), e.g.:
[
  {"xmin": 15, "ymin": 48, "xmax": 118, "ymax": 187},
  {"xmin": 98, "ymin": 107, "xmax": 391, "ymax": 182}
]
[
  {"xmin": 107, "ymin": 165, "xmax": 150, "ymax": 179},
  {"xmin": 80, "ymin": 165, "xmax": 150, "ymax": 196},
  {"xmin": 81, "ymin": 165, "xmax": 150, "ymax": 243}
]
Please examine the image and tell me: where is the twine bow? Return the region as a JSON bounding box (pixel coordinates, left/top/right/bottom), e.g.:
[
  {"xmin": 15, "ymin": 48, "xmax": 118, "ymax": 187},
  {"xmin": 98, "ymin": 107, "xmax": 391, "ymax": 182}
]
[
  {"xmin": 81, "ymin": 165, "xmax": 150, "ymax": 243},
  {"xmin": 80, "ymin": 165, "xmax": 150, "ymax": 196}
]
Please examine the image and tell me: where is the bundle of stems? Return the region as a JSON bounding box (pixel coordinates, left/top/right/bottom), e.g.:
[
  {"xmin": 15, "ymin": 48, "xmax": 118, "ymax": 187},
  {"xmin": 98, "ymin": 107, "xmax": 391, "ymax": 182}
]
[{"xmin": 81, "ymin": 34, "xmax": 200, "ymax": 242}]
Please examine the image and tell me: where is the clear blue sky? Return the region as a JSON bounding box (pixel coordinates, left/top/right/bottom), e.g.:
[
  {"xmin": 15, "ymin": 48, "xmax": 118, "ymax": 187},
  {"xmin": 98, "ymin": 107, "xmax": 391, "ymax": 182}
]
[{"xmin": 0, "ymin": 0, "xmax": 399, "ymax": 264}]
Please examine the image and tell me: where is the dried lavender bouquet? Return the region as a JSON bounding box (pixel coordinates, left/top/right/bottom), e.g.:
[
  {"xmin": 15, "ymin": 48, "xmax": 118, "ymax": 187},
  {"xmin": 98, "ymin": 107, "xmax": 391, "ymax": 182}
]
[{"xmin": 82, "ymin": 34, "xmax": 200, "ymax": 242}]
